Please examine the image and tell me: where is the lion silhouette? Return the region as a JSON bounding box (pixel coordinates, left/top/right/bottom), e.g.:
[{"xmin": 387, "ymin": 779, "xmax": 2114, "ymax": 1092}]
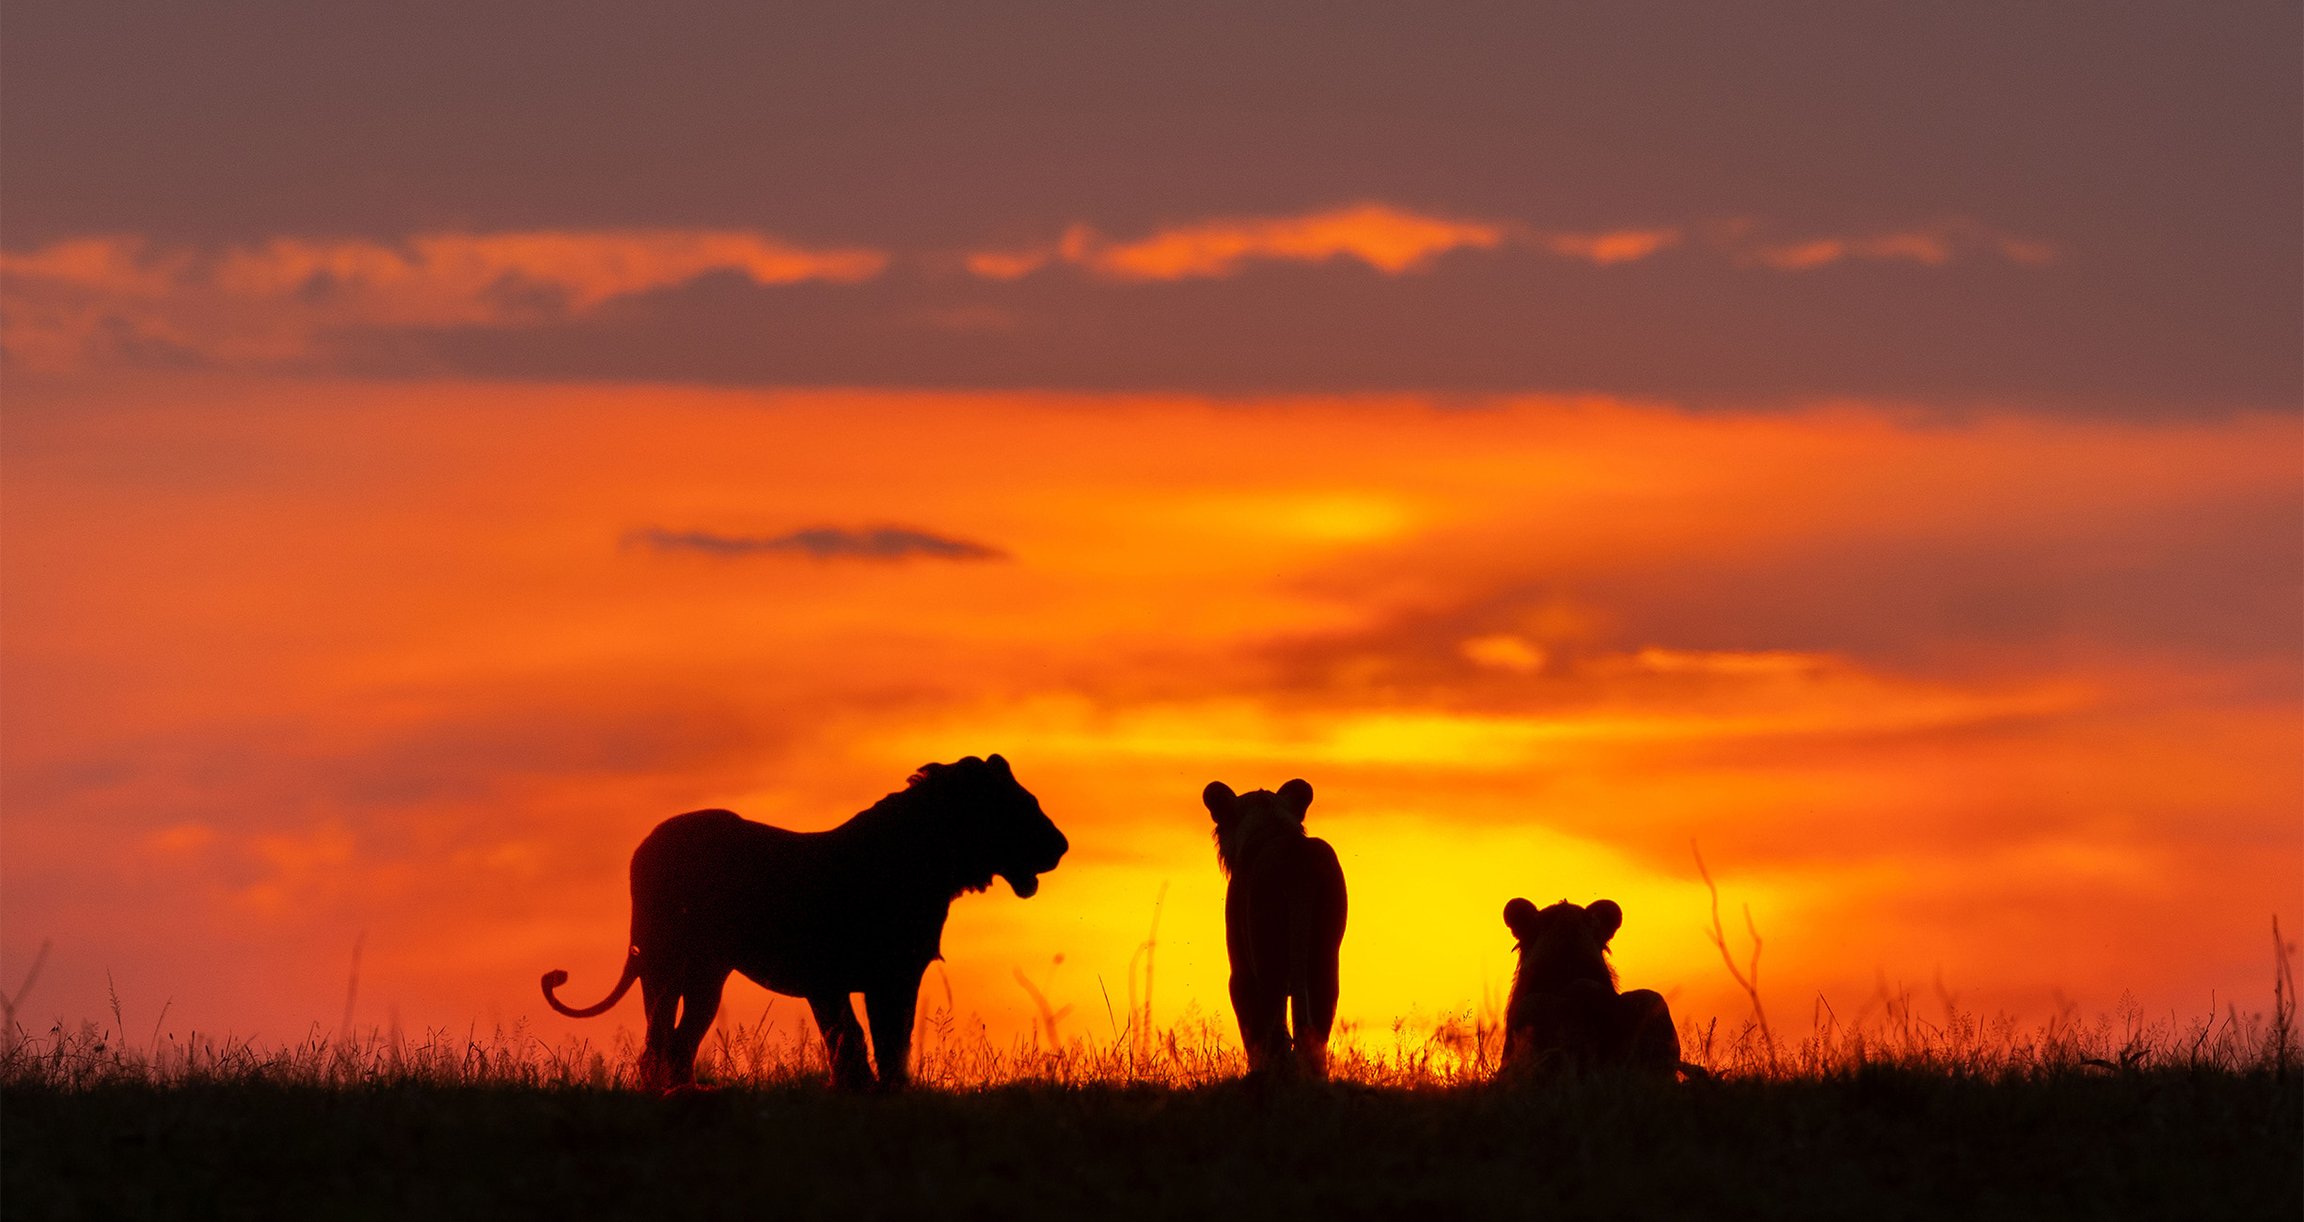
[
  {"xmin": 1203, "ymin": 778, "xmax": 1347, "ymax": 1080},
  {"xmin": 542, "ymin": 754, "xmax": 1067, "ymax": 1090},
  {"xmin": 1498, "ymin": 897, "xmax": 1683, "ymax": 1079}
]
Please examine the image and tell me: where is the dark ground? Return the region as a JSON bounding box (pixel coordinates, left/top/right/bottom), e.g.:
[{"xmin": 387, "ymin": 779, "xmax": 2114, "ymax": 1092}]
[{"xmin": 6, "ymin": 1070, "xmax": 2298, "ymax": 1220}]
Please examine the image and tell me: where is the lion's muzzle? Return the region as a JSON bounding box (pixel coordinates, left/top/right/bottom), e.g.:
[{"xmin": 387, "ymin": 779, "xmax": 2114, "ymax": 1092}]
[{"xmin": 1002, "ymin": 826, "xmax": 1068, "ymax": 899}]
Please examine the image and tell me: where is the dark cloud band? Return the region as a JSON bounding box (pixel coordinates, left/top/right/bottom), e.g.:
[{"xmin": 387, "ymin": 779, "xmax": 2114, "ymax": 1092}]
[{"xmin": 628, "ymin": 525, "xmax": 1007, "ymax": 562}]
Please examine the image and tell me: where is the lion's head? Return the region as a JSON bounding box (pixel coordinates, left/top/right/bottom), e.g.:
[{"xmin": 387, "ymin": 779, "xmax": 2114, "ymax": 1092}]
[
  {"xmin": 1503, "ymin": 897, "xmax": 1622, "ymax": 991},
  {"xmin": 1202, "ymin": 778, "xmax": 1314, "ymax": 877},
  {"xmin": 908, "ymin": 754, "xmax": 1068, "ymax": 898}
]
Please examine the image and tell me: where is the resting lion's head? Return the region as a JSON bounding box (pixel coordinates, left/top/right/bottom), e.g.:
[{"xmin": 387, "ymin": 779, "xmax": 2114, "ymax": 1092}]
[
  {"xmin": 909, "ymin": 754, "xmax": 1068, "ymax": 898},
  {"xmin": 1504, "ymin": 897, "xmax": 1622, "ymax": 991}
]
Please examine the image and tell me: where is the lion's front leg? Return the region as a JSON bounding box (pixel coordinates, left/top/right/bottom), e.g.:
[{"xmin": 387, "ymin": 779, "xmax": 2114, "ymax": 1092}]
[{"xmin": 863, "ymin": 972, "xmax": 923, "ymax": 1091}]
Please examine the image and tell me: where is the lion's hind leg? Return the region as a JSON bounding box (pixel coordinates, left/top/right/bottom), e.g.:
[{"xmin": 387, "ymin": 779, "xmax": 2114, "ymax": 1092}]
[
  {"xmin": 663, "ymin": 967, "xmax": 729, "ymax": 1088},
  {"xmin": 1615, "ymin": 988, "xmax": 1681, "ymax": 1078},
  {"xmin": 636, "ymin": 961, "xmax": 728, "ymax": 1091},
  {"xmin": 637, "ymin": 967, "xmax": 682, "ymax": 1091},
  {"xmin": 1291, "ymin": 950, "xmax": 1341, "ymax": 1081},
  {"xmin": 807, "ymin": 994, "xmax": 874, "ymax": 1091},
  {"xmin": 1229, "ymin": 972, "xmax": 1289, "ymax": 1076}
]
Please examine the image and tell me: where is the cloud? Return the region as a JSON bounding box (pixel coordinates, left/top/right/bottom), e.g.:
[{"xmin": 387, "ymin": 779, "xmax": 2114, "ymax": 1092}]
[
  {"xmin": 971, "ymin": 204, "xmax": 1511, "ymax": 282},
  {"xmin": 1725, "ymin": 219, "xmax": 2056, "ymax": 270},
  {"xmin": 0, "ymin": 229, "xmax": 887, "ymax": 370},
  {"xmin": 627, "ymin": 525, "xmax": 1009, "ymax": 562},
  {"xmin": 956, "ymin": 205, "xmax": 2055, "ymax": 285},
  {"xmin": 963, "ymin": 248, "xmax": 1056, "ymax": 281},
  {"xmin": 1535, "ymin": 227, "xmax": 1684, "ymax": 264},
  {"xmin": 1078, "ymin": 204, "xmax": 1510, "ymax": 280},
  {"xmin": 1459, "ymin": 633, "xmax": 1548, "ymax": 674},
  {"xmin": 963, "ymin": 205, "xmax": 1681, "ymax": 281},
  {"xmin": 2, "ymin": 212, "xmax": 2123, "ymax": 404},
  {"xmin": 1629, "ymin": 647, "xmax": 1827, "ymax": 677}
]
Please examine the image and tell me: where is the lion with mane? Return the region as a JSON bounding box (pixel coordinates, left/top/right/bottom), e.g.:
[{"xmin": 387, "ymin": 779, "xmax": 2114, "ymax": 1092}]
[{"xmin": 542, "ymin": 754, "xmax": 1067, "ymax": 1090}]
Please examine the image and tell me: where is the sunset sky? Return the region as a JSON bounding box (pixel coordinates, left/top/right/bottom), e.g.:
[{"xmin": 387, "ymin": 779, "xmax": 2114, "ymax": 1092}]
[{"xmin": 3, "ymin": 3, "xmax": 2297, "ymax": 1052}]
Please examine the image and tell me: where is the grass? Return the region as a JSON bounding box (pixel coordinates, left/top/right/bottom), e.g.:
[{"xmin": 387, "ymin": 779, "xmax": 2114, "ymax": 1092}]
[
  {"xmin": 3, "ymin": 994, "xmax": 2298, "ymax": 1220},
  {"xmin": 10, "ymin": 1069, "xmax": 2295, "ymax": 1220},
  {"xmin": 5, "ymin": 915, "xmax": 2297, "ymax": 1217}
]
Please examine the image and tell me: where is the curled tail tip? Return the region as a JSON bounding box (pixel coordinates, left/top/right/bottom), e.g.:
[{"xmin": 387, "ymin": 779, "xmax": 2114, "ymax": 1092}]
[{"xmin": 541, "ymin": 969, "xmax": 569, "ymax": 992}]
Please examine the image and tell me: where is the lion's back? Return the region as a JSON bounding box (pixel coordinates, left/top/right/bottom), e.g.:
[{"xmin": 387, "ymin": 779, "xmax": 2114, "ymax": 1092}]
[
  {"xmin": 1292, "ymin": 835, "xmax": 1347, "ymax": 945},
  {"xmin": 1230, "ymin": 834, "xmax": 1348, "ymax": 973},
  {"xmin": 630, "ymin": 810, "xmax": 807, "ymax": 915},
  {"xmin": 635, "ymin": 807, "xmax": 757, "ymax": 867}
]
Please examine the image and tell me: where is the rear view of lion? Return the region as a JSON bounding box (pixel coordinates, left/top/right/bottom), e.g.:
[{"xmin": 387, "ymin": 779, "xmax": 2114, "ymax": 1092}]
[
  {"xmin": 542, "ymin": 754, "xmax": 1067, "ymax": 1090},
  {"xmin": 1203, "ymin": 778, "xmax": 1347, "ymax": 1080},
  {"xmin": 1500, "ymin": 897, "xmax": 1682, "ymax": 1079}
]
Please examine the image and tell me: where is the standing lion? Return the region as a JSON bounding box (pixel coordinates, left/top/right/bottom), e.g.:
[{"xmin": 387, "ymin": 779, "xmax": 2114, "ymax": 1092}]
[
  {"xmin": 542, "ymin": 755, "xmax": 1067, "ymax": 1090},
  {"xmin": 1203, "ymin": 778, "xmax": 1348, "ymax": 1080}
]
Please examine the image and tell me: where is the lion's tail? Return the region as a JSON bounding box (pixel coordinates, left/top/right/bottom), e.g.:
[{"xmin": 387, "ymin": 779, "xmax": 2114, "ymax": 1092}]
[{"xmin": 541, "ymin": 947, "xmax": 640, "ymax": 1019}]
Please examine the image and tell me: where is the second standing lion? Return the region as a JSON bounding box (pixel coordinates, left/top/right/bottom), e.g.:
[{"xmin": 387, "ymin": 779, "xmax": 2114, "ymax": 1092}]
[{"xmin": 1203, "ymin": 778, "xmax": 1347, "ymax": 1079}]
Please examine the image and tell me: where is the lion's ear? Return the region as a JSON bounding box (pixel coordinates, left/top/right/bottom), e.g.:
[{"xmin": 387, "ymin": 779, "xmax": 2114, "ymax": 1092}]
[
  {"xmin": 1587, "ymin": 899, "xmax": 1623, "ymax": 946},
  {"xmin": 1277, "ymin": 778, "xmax": 1313, "ymax": 823},
  {"xmin": 1202, "ymin": 781, "xmax": 1237, "ymax": 823},
  {"xmin": 1504, "ymin": 897, "xmax": 1539, "ymax": 938},
  {"xmin": 987, "ymin": 753, "xmax": 1012, "ymax": 776}
]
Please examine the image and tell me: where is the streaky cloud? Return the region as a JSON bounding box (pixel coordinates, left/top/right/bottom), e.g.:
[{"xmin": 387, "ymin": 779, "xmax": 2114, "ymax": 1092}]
[
  {"xmin": 0, "ymin": 229, "xmax": 888, "ymax": 372},
  {"xmin": 1719, "ymin": 218, "xmax": 2056, "ymax": 270},
  {"xmin": 628, "ymin": 525, "xmax": 1009, "ymax": 563},
  {"xmin": 961, "ymin": 205, "xmax": 1684, "ymax": 282},
  {"xmin": 1072, "ymin": 203, "xmax": 1507, "ymax": 280},
  {"xmin": 955, "ymin": 206, "xmax": 2058, "ymax": 284}
]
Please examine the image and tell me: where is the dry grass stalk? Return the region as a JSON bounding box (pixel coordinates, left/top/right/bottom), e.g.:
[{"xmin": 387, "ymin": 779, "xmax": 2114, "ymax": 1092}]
[
  {"xmin": 1124, "ymin": 882, "xmax": 1168, "ymax": 1067},
  {"xmin": 1, "ymin": 940, "xmax": 52, "ymax": 1056},
  {"xmin": 1692, "ymin": 842, "xmax": 1775, "ymax": 1067},
  {"xmin": 2272, "ymin": 914, "xmax": 2295, "ymax": 1082},
  {"xmin": 1012, "ymin": 958, "xmax": 1073, "ymax": 1048}
]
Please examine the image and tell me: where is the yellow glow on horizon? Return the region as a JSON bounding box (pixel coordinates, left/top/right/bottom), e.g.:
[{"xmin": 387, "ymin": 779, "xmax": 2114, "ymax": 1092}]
[{"xmin": 879, "ymin": 674, "xmax": 2099, "ymax": 774}]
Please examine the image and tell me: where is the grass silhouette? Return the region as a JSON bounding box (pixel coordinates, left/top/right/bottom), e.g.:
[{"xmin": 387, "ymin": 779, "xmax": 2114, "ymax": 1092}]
[
  {"xmin": 2, "ymin": 987, "xmax": 2294, "ymax": 1091},
  {"xmin": 4, "ymin": 1003, "xmax": 2295, "ymax": 1219},
  {"xmin": 5, "ymin": 924, "xmax": 2296, "ymax": 1217}
]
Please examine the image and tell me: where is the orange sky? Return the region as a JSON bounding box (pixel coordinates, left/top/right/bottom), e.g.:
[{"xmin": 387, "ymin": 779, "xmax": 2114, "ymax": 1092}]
[
  {"xmin": 3, "ymin": 377, "xmax": 2294, "ymax": 1047},
  {"xmin": 3, "ymin": 5, "xmax": 2296, "ymax": 1057}
]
